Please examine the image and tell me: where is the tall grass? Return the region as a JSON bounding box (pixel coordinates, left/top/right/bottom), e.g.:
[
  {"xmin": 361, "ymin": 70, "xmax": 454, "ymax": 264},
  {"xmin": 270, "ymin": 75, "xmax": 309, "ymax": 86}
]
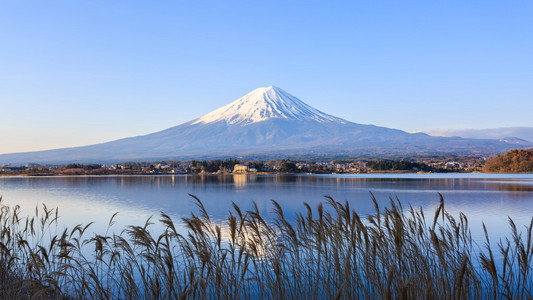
[{"xmin": 0, "ymin": 194, "xmax": 532, "ymax": 299}]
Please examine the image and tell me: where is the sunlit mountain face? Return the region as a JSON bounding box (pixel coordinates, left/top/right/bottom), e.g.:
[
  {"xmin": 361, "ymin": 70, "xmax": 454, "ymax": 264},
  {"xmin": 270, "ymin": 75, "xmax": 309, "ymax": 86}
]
[{"xmin": 191, "ymin": 86, "xmax": 347, "ymax": 125}]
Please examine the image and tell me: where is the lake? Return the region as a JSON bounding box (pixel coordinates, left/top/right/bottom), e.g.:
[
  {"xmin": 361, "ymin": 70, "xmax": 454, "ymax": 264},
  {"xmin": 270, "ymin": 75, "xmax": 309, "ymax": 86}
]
[{"xmin": 1, "ymin": 173, "xmax": 533, "ymax": 244}]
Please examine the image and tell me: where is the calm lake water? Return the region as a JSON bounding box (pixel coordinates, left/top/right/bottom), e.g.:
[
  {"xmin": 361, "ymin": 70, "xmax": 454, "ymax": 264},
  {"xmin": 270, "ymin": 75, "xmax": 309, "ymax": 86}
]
[{"xmin": 1, "ymin": 173, "xmax": 533, "ymax": 244}]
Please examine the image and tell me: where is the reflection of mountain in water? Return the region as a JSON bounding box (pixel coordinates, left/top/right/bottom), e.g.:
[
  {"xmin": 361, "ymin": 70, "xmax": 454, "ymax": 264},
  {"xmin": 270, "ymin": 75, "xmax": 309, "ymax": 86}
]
[
  {"xmin": 4, "ymin": 174, "xmax": 533, "ymax": 217},
  {"xmin": 2, "ymin": 174, "xmax": 533, "ymax": 245},
  {"xmin": 11, "ymin": 174, "xmax": 533, "ymax": 193}
]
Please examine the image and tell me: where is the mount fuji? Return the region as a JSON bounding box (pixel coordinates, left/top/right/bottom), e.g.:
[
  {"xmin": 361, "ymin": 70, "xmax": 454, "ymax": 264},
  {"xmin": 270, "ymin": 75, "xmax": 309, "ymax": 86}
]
[{"xmin": 1, "ymin": 86, "xmax": 530, "ymax": 164}]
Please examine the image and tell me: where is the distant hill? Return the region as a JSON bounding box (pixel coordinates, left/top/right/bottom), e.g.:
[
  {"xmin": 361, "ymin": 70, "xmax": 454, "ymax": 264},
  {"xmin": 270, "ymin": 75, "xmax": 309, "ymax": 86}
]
[
  {"xmin": 425, "ymin": 127, "xmax": 533, "ymax": 143},
  {"xmin": 483, "ymin": 149, "xmax": 533, "ymax": 173},
  {"xmin": 0, "ymin": 86, "xmax": 531, "ymax": 165}
]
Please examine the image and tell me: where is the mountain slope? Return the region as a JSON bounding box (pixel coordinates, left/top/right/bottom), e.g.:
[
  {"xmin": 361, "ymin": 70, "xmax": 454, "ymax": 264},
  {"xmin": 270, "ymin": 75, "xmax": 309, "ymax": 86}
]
[{"xmin": 1, "ymin": 86, "xmax": 531, "ymax": 164}]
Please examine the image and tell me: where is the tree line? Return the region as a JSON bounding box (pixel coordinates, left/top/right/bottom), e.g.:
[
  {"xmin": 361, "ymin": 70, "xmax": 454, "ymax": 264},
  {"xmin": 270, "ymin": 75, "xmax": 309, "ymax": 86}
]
[{"xmin": 366, "ymin": 160, "xmax": 431, "ymax": 171}]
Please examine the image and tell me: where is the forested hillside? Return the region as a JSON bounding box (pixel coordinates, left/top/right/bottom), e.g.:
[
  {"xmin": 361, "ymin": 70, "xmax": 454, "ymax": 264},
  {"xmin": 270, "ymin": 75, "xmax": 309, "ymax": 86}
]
[{"xmin": 483, "ymin": 149, "xmax": 533, "ymax": 173}]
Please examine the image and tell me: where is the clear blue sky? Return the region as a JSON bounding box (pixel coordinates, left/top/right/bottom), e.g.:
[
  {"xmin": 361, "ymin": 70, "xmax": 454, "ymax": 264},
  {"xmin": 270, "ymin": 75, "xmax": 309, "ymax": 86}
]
[{"xmin": 1, "ymin": 1, "xmax": 532, "ymax": 154}]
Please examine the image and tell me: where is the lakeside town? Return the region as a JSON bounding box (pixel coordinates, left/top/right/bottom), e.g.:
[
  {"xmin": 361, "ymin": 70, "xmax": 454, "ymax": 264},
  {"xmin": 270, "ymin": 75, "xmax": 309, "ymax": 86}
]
[{"xmin": 0, "ymin": 155, "xmax": 487, "ymax": 176}]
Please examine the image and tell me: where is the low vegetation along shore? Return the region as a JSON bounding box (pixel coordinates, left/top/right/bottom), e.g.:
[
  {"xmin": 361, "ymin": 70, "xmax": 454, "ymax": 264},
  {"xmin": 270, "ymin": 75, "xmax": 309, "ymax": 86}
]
[{"xmin": 1, "ymin": 194, "xmax": 532, "ymax": 299}]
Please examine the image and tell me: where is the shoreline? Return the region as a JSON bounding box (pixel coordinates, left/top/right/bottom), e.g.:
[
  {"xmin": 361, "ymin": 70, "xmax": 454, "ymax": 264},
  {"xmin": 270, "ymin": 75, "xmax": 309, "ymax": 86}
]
[{"xmin": 4, "ymin": 171, "xmax": 532, "ymax": 178}]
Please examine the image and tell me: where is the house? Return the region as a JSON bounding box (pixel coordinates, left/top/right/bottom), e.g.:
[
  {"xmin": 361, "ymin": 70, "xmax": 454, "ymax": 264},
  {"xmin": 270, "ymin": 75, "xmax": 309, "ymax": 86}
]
[{"xmin": 233, "ymin": 164, "xmax": 249, "ymax": 173}]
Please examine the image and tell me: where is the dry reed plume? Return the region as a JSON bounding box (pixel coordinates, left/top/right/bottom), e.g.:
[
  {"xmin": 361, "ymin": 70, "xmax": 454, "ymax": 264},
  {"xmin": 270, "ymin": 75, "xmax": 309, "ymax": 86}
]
[{"xmin": 0, "ymin": 194, "xmax": 532, "ymax": 299}]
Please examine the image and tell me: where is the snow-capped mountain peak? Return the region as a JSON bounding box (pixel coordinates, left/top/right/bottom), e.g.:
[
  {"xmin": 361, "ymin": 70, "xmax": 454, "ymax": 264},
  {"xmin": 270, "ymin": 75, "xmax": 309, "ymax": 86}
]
[{"xmin": 192, "ymin": 86, "xmax": 346, "ymax": 125}]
